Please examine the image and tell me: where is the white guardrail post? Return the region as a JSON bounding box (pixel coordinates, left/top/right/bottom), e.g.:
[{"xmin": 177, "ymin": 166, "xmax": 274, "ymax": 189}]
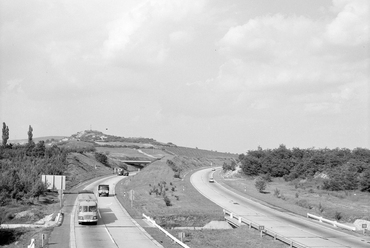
[
  {"xmin": 307, "ymin": 213, "xmax": 356, "ymax": 231},
  {"xmin": 224, "ymin": 209, "xmax": 311, "ymax": 248},
  {"xmin": 142, "ymin": 213, "xmax": 190, "ymax": 248},
  {"xmin": 27, "ymin": 238, "xmax": 35, "ymax": 248}
]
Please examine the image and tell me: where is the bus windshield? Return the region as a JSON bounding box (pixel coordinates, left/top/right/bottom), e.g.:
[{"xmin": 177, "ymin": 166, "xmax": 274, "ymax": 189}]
[{"xmin": 79, "ymin": 205, "xmax": 97, "ymax": 212}]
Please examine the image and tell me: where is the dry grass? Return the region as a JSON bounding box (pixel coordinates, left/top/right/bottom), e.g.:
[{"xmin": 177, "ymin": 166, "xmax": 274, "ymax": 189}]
[
  {"xmin": 65, "ymin": 152, "xmax": 113, "ymax": 189},
  {"xmin": 164, "ymin": 146, "xmax": 237, "ymax": 159},
  {"xmin": 0, "ymin": 192, "xmax": 60, "ymax": 248},
  {"xmin": 115, "ymin": 155, "xmax": 225, "ymax": 226},
  {"xmin": 96, "ymin": 147, "xmax": 152, "ymax": 158}
]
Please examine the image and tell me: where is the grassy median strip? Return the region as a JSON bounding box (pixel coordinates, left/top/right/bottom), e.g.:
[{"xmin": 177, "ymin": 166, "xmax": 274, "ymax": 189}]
[{"xmin": 115, "ymin": 156, "xmax": 288, "ymax": 248}]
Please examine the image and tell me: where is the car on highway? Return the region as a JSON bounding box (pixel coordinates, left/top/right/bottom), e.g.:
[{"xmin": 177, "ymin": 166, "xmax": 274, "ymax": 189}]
[
  {"xmin": 209, "ymin": 177, "xmax": 214, "ymax": 183},
  {"xmin": 98, "ymin": 184, "xmax": 109, "ymax": 197}
]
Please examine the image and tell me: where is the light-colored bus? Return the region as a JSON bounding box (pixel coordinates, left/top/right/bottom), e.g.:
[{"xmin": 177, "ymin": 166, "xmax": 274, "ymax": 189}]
[{"xmin": 77, "ymin": 190, "xmax": 98, "ymax": 224}]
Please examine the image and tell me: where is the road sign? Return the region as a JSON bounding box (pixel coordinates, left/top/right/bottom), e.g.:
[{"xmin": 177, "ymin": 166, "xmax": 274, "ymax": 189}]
[
  {"xmin": 41, "ymin": 175, "xmax": 65, "ymax": 190},
  {"xmin": 259, "ymin": 226, "xmax": 264, "ymax": 231},
  {"xmin": 42, "ymin": 175, "xmax": 66, "ymax": 207},
  {"xmin": 362, "ymin": 224, "xmax": 367, "ymax": 229},
  {"xmin": 178, "ymin": 232, "xmax": 185, "ymax": 242}
]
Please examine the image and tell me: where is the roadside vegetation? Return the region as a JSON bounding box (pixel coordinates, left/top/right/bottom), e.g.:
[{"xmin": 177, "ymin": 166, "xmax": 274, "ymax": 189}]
[
  {"xmin": 220, "ymin": 145, "xmax": 370, "ymax": 225},
  {"xmin": 239, "ymin": 145, "xmax": 370, "ymax": 192},
  {"xmin": 0, "ymin": 124, "xmax": 113, "ymax": 247}
]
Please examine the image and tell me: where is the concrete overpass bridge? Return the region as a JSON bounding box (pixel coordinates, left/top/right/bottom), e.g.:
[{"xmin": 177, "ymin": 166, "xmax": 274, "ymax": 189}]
[{"xmin": 121, "ymin": 160, "xmax": 152, "ymax": 166}]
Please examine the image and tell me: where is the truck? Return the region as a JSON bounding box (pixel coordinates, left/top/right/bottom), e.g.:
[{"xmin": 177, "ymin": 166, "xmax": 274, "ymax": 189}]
[
  {"xmin": 117, "ymin": 168, "xmax": 129, "ymax": 176},
  {"xmin": 77, "ymin": 190, "xmax": 98, "ymax": 225},
  {"xmin": 98, "ymin": 184, "xmax": 109, "ymax": 197}
]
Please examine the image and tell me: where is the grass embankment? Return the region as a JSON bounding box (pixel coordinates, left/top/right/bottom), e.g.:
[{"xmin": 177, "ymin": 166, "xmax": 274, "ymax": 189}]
[
  {"xmin": 115, "ymin": 153, "xmax": 287, "ymax": 248},
  {"xmin": 219, "ymin": 171, "xmax": 370, "ymax": 224}
]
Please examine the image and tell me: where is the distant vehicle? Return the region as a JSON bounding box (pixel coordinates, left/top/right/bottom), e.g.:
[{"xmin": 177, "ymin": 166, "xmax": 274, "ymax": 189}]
[
  {"xmin": 117, "ymin": 168, "xmax": 129, "ymax": 176},
  {"xmin": 77, "ymin": 190, "xmax": 98, "ymax": 224},
  {"xmin": 209, "ymin": 177, "xmax": 215, "ymax": 183},
  {"xmin": 98, "ymin": 184, "xmax": 109, "ymax": 197},
  {"xmin": 212, "ymin": 168, "xmax": 216, "ymax": 171}
]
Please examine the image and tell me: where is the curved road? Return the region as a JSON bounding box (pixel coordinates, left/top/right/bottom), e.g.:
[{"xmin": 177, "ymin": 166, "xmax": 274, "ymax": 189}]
[
  {"xmin": 70, "ymin": 175, "xmax": 162, "ymax": 248},
  {"xmin": 191, "ymin": 168, "xmax": 370, "ymax": 248}
]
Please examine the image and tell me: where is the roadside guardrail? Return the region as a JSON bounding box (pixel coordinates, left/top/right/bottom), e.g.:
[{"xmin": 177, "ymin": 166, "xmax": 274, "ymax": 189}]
[
  {"xmin": 142, "ymin": 213, "xmax": 190, "ymax": 248},
  {"xmin": 223, "ymin": 209, "xmax": 309, "ymax": 248},
  {"xmin": 306, "ymin": 213, "xmax": 356, "ymax": 231}
]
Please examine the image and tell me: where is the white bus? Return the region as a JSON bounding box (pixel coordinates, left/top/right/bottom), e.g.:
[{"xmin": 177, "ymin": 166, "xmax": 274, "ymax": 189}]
[{"xmin": 77, "ymin": 190, "xmax": 98, "ymax": 224}]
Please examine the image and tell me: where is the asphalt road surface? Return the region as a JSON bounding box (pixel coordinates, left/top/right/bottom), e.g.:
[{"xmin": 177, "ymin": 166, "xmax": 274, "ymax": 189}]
[
  {"xmin": 70, "ymin": 176, "xmax": 162, "ymax": 248},
  {"xmin": 191, "ymin": 168, "xmax": 370, "ymax": 248}
]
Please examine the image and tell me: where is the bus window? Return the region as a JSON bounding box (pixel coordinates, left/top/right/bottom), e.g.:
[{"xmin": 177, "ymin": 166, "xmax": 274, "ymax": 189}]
[{"xmin": 89, "ymin": 206, "xmax": 97, "ymax": 212}]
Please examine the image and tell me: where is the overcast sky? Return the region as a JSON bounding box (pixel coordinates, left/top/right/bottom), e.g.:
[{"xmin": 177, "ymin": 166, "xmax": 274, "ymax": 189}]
[{"xmin": 0, "ymin": 0, "xmax": 369, "ymax": 153}]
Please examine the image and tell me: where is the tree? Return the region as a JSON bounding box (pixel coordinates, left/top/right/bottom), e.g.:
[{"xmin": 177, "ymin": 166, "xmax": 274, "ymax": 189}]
[
  {"xmin": 2, "ymin": 122, "xmax": 9, "ymax": 147},
  {"xmin": 241, "ymin": 156, "xmax": 261, "ymax": 176},
  {"xmin": 33, "ymin": 141, "xmax": 46, "ymax": 157},
  {"xmin": 30, "ymin": 180, "xmax": 47, "ymax": 201},
  {"xmin": 95, "ymin": 152, "xmax": 108, "ymax": 166},
  {"xmin": 28, "ymin": 125, "xmax": 33, "ymax": 145},
  {"xmin": 359, "ymin": 169, "xmax": 370, "ymax": 192},
  {"xmin": 255, "ymin": 177, "xmax": 267, "ymax": 193}
]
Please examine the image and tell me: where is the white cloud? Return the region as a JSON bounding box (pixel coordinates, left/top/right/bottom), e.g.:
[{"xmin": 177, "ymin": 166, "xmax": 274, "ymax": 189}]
[
  {"xmin": 208, "ymin": 0, "xmax": 369, "ymax": 117},
  {"xmin": 6, "ymin": 79, "xmax": 24, "ymax": 94},
  {"xmin": 325, "ymin": 0, "xmax": 369, "ymax": 46},
  {"xmin": 102, "ymin": 0, "xmax": 207, "ymax": 65},
  {"xmin": 169, "ymin": 30, "xmax": 194, "ymax": 44}
]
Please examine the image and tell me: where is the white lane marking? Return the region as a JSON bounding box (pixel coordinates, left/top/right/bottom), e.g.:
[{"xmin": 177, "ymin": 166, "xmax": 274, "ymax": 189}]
[
  {"xmin": 104, "ymin": 226, "xmax": 116, "ymax": 244},
  {"xmin": 70, "ymin": 198, "xmax": 77, "ymax": 248}
]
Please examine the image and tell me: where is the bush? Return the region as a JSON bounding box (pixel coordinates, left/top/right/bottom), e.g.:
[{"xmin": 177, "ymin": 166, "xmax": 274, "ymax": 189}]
[
  {"xmin": 273, "ymin": 188, "xmax": 280, "ymax": 198},
  {"xmin": 163, "ymin": 195, "xmax": 172, "ymax": 206},
  {"xmin": 295, "ymin": 199, "xmax": 312, "ymax": 209},
  {"xmin": 261, "ymin": 173, "xmax": 272, "ymax": 182},
  {"xmin": 334, "ymin": 211, "xmax": 342, "ymax": 221},
  {"xmin": 255, "ymin": 177, "xmax": 267, "ymax": 193},
  {"xmin": 94, "ymin": 152, "xmax": 108, "ymax": 166},
  {"xmin": 318, "ymin": 202, "xmax": 324, "ymax": 213}
]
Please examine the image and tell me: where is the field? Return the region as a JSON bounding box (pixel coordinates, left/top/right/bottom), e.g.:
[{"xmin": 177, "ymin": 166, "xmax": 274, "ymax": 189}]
[
  {"xmin": 95, "ymin": 147, "xmax": 167, "ymax": 160},
  {"xmin": 164, "ymin": 146, "xmax": 237, "ymax": 158}
]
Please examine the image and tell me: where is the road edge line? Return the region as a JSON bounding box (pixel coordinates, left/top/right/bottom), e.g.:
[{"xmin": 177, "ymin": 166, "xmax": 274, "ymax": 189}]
[{"xmin": 113, "ymin": 188, "xmax": 164, "ymax": 247}]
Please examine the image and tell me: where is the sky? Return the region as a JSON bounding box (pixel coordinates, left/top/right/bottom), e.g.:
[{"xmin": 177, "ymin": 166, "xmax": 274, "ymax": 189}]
[{"xmin": 0, "ymin": 0, "xmax": 369, "ymax": 154}]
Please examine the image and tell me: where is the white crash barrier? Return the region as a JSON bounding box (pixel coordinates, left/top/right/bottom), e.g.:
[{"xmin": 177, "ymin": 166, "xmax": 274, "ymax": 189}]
[
  {"xmin": 223, "ymin": 209, "xmax": 309, "ymax": 248},
  {"xmin": 142, "ymin": 213, "xmax": 190, "ymax": 248},
  {"xmin": 306, "ymin": 213, "xmax": 356, "ymax": 231},
  {"xmin": 27, "ymin": 238, "xmax": 35, "ymax": 248}
]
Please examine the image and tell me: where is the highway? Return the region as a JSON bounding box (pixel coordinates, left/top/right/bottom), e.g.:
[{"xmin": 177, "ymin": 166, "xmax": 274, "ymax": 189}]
[
  {"xmin": 191, "ymin": 168, "xmax": 370, "ymax": 248},
  {"xmin": 70, "ymin": 176, "xmax": 162, "ymax": 248}
]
